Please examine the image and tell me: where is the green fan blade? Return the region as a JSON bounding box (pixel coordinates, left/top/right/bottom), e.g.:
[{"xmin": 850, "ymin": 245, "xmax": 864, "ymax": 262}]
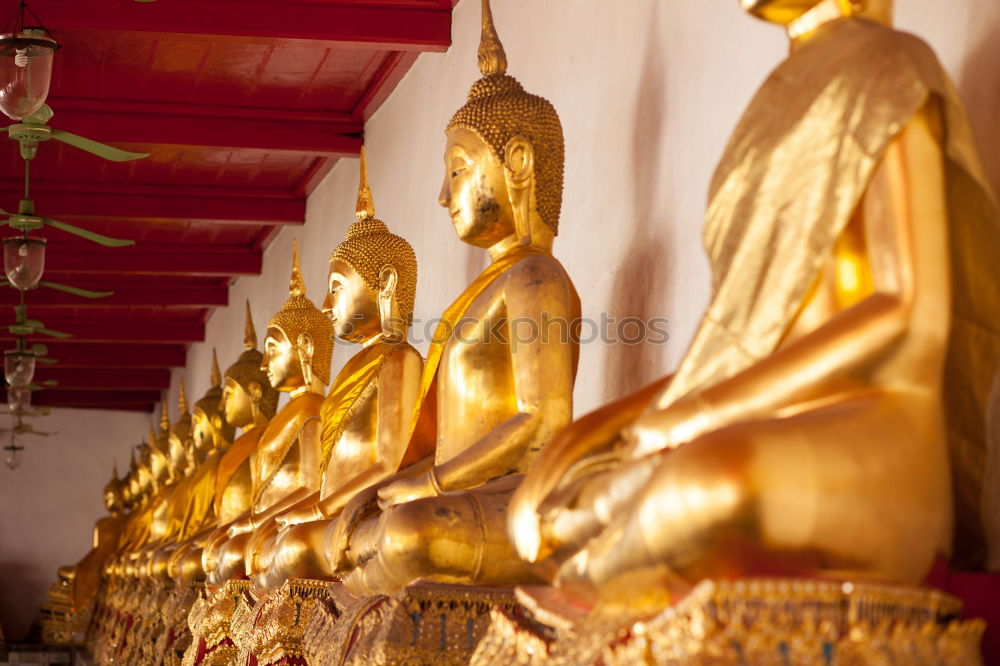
[
  {"xmin": 39, "ymin": 379, "xmax": 57, "ymax": 387},
  {"xmin": 42, "ymin": 218, "xmax": 135, "ymax": 247},
  {"xmin": 30, "ymin": 343, "xmax": 47, "ymax": 356},
  {"xmin": 35, "ymin": 356, "xmax": 57, "ymax": 364},
  {"xmin": 49, "ymin": 129, "xmax": 149, "ymax": 162},
  {"xmin": 39, "ymin": 281, "xmax": 113, "ymax": 299},
  {"xmin": 37, "ymin": 328, "xmax": 73, "ymax": 339}
]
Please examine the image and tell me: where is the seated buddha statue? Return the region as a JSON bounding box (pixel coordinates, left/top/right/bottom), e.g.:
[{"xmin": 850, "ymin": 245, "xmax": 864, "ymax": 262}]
[
  {"xmin": 212, "ymin": 242, "xmax": 333, "ymax": 587},
  {"xmin": 55, "ymin": 465, "xmax": 129, "ymax": 611},
  {"xmin": 146, "ymin": 382, "xmax": 198, "ymax": 582},
  {"xmin": 330, "ymin": 0, "xmax": 580, "ymax": 596},
  {"xmin": 509, "ymin": 0, "xmax": 1000, "ymax": 607},
  {"xmin": 251, "ymin": 148, "xmax": 423, "ymax": 592},
  {"xmin": 177, "ymin": 304, "xmax": 280, "ymax": 587},
  {"xmin": 163, "ymin": 351, "xmax": 238, "ymax": 583},
  {"xmin": 120, "ymin": 419, "xmax": 173, "ymax": 578}
]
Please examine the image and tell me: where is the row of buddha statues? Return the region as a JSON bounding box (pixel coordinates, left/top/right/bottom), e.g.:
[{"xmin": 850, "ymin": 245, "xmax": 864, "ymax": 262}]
[{"xmin": 41, "ymin": 0, "xmax": 998, "ymax": 663}]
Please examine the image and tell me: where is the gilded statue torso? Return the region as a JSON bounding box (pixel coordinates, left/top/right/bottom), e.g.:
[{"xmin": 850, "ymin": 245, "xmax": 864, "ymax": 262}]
[
  {"xmin": 436, "ymin": 252, "xmax": 575, "ymax": 467},
  {"xmin": 216, "ymin": 427, "xmax": 262, "ymax": 525},
  {"xmin": 253, "ymin": 392, "xmax": 323, "ymax": 511}
]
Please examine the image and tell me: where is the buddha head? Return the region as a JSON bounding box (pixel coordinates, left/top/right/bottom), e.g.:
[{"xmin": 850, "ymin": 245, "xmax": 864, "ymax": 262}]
[
  {"xmin": 264, "ymin": 241, "xmax": 334, "ymax": 391},
  {"xmin": 104, "ymin": 463, "xmax": 125, "ymax": 514},
  {"xmin": 167, "ymin": 380, "xmax": 195, "ymax": 478},
  {"xmin": 222, "ymin": 301, "xmax": 279, "ymax": 428},
  {"xmin": 440, "ymin": 0, "xmax": 564, "ymax": 252},
  {"xmin": 325, "ymin": 147, "xmax": 418, "ymax": 344},
  {"xmin": 741, "ymin": 0, "xmax": 893, "ymax": 28},
  {"xmin": 193, "ymin": 349, "xmax": 236, "ymax": 456}
]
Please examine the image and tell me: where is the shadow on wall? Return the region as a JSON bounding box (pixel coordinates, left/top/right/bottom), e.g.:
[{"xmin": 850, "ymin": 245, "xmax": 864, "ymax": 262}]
[
  {"xmin": 958, "ymin": 11, "xmax": 1000, "ymax": 197},
  {"xmin": 0, "ymin": 560, "xmax": 45, "ymax": 643},
  {"xmin": 601, "ymin": 0, "xmax": 671, "ymax": 404}
]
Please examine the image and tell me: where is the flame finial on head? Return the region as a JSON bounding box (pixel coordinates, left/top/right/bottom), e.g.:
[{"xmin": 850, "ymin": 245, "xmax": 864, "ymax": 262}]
[
  {"xmin": 159, "ymin": 395, "xmax": 170, "ymax": 431},
  {"xmin": 178, "ymin": 377, "xmax": 189, "ymax": 415},
  {"xmin": 356, "ymin": 146, "xmax": 375, "ymax": 222},
  {"xmin": 289, "ymin": 239, "xmax": 306, "ymax": 299},
  {"xmin": 478, "ymin": 0, "xmax": 507, "ymax": 77},
  {"xmin": 243, "ymin": 299, "xmax": 257, "ymax": 350},
  {"xmin": 149, "ymin": 419, "xmax": 158, "ymax": 447},
  {"xmin": 210, "ymin": 349, "xmax": 221, "ymax": 388},
  {"xmin": 112, "ymin": 461, "xmax": 119, "ymax": 480}
]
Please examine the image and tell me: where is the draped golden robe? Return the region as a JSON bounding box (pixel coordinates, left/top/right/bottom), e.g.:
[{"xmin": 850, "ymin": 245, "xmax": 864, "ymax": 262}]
[
  {"xmin": 215, "ymin": 427, "xmax": 263, "ymax": 525},
  {"xmin": 652, "ymin": 17, "xmax": 999, "ymax": 568}
]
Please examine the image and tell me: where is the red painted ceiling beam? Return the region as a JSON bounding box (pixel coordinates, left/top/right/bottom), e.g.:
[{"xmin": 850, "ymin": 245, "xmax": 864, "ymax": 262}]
[
  {"xmin": 32, "ymin": 1, "xmax": 452, "ymax": 52},
  {"xmin": 42, "ymin": 245, "xmax": 261, "ymax": 277},
  {"xmin": 1, "ymin": 388, "xmax": 161, "ymax": 411},
  {"xmin": 0, "ymin": 318, "xmax": 204, "ymax": 344},
  {"xmin": 11, "ymin": 342, "xmax": 188, "ymax": 369},
  {"xmin": 48, "ymin": 106, "xmax": 362, "ymax": 158},
  {"xmin": 0, "ymin": 285, "xmax": 229, "ymax": 308},
  {"xmin": 32, "ymin": 368, "xmax": 172, "ymax": 390},
  {"xmin": 0, "ymin": 183, "xmax": 304, "ymax": 226}
]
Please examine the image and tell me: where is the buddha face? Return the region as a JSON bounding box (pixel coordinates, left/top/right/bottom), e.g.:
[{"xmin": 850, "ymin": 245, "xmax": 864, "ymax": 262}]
[
  {"xmin": 440, "ymin": 127, "xmax": 516, "ymax": 248},
  {"xmin": 104, "ymin": 485, "xmax": 121, "ymax": 512},
  {"xmin": 262, "ymin": 327, "xmax": 305, "ymax": 391},
  {"xmin": 221, "ymin": 376, "xmax": 255, "ymax": 428},
  {"xmin": 323, "ymin": 259, "xmax": 381, "ymax": 343}
]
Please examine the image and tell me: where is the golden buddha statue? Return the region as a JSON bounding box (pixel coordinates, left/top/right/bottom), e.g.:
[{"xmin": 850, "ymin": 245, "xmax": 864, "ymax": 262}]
[
  {"xmin": 509, "ymin": 0, "xmax": 1000, "ymax": 608},
  {"xmin": 54, "ymin": 464, "xmax": 128, "ymax": 612},
  {"xmin": 119, "ymin": 419, "xmax": 172, "ymax": 578},
  {"xmin": 250, "ymin": 148, "xmax": 424, "ymax": 592},
  {"xmin": 331, "ymin": 0, "xmax": 580, "ymax": 596},
  {"xmin": 212, "ymin": 242, "xmax": 333, "ymax": 588},
  {"xmin": 146, "ymin": 381, "xmax": 196, "ymax": 581},
  {"xmin": 180, "ymin": 304, "xmax": 280, "ymax": 587}
]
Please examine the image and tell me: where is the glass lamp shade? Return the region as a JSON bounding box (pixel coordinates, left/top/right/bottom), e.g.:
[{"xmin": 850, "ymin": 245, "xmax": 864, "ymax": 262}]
[
  {"xmin": 4, "ymin": 442, "xmax": 22, "ymax": 470},
  {"xmin": 4, "ymin": 350, "xmax": 35, "ymax": 388},
  {"xmin": 0, "ymin": 30, "xmax": 57, "ymax": 121},
  {"xmin": 3, "ymin": 236, "xmax": 45, "ymax": 290},
  {"xmin": 7, "ymin": 387, "xmax": 30, "ymax": 412}
]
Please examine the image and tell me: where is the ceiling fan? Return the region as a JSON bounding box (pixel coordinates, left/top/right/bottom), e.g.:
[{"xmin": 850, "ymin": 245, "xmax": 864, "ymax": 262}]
[
  {"xmin": 0, "ymin": 413, "xmax": 55, "ymax": 437},
  {"xmin": 7, "ymin": 103, "xmax": 149, "ymax": 162},
  {"xmin": 8, "ymin": 302, "xmax": 71, "ymax": 339}
]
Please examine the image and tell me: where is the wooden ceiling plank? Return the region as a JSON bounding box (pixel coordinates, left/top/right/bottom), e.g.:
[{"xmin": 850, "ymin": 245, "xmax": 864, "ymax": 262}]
[
  {"xmin": 0, "ymin": 318, "xmax": 204, "ymax": 344},
  {"xmin": 31, "ymin": 368, "xmax": 172, "ymax": 390},
  {"xmin": 7, "ymin": 342, "xmax": 188, "ymax": 368},
  {"xmin": 41, "ymin": 245, "xmax": 261, "ymax": 277},
  {"xmin": 0, "ymin": 285, "xmax": 229, "ymax": 308},
  {"xmin": 0, "ymin": 184, "xmax": 304, "ymax": 225},
  {"xmin": 32, "ymin": 1, "xmax": 452, "ymax": 52},
  {"xmin": 46, "ymin": 106, "xmax": 363, "ymax": 157}
]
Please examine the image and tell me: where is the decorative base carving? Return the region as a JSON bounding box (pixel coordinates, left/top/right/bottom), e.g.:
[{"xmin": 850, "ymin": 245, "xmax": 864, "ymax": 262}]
[
  {"xmin": 471, "ymin": 578, "xmax": 986, "ymax": 665},
  {"xmin": 184, "ymin": 579, "xmax": 254, "ymax": 666},
  {"xmin": 152, "ymin": 583, "xmax": 203, "ymax": 666},
  {"xmin": 301, "ymin": 582, "xmax": 516, "ymax": 666},
  {"xmin": 40, "ymin": 580, "xmax": 88, "ymax": 646}
]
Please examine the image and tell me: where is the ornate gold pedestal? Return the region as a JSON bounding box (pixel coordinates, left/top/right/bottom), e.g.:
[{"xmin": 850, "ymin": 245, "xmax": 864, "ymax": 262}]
[
  {"xmin": 471, "ymin": 579, "xmax": 986, "ymax": 666},
  {"xmin": 40, "ymin": 580, "xmax": 87, "ymax": 645},
  {"xmin": 300, "ymin": 582, "xmax": 516, "ymax": 666},
  {"xmin": 233, "ymin": 579, "xmax": 330, "ymax": 666},
  {"xmin": 150, "ymin": 583, "xmax": 203, "ymax": 666},
  {"xmin": 184, "ymin": 579, "xmax": 253, "ymax": 666}
]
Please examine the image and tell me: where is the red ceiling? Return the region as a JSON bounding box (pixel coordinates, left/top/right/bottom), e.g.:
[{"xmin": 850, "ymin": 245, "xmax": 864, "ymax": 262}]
[{"xmin": 0, "ymin": 0, "xmax": 456, "ymax": 411}]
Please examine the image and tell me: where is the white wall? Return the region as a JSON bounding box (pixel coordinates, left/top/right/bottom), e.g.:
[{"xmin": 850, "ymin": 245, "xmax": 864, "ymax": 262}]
[{"xmin": 0, "ymin": 407, "xmax": 150, "ymax": 642}]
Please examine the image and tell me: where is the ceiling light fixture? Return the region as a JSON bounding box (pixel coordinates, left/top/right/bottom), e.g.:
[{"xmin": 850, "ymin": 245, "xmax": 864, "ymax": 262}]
[{"xmin": 0, "ymin": 2, "xmax": 59, "ymax": 122}]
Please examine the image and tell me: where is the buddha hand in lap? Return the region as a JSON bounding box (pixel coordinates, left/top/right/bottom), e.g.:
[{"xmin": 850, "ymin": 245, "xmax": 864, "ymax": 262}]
[
  {"xmin": 259, "ymin": 149, "xmax": 423, "ymax": 593},
  {"xmin": 330, "ymin": 0, "xmax": 581, "ymax": 596},
  {"xmin": 510, "ymin": 0, "xmax": 1000, "ymax": 607}
]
